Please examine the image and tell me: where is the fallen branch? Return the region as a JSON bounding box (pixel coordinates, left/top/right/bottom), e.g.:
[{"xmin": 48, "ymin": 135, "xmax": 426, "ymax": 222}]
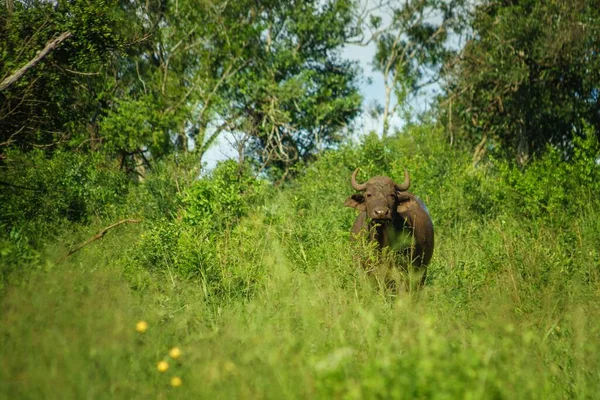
[
  {"xmin": 57, "ymin": 219, "xmax": 141, "ymax": 263},
  {"xmin": 0, "ymin": 31, "xmax": 73, "ymax": 91}
]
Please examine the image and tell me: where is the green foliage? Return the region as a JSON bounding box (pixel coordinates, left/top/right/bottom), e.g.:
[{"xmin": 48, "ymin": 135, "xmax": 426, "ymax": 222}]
[
  {"xmin": 1, "ymin": 124, "xmax": 600, "ymax": 398},
  {"xmin": 443, "ymin": 0, "xmax": 600, "ymax": 163},
  {"xmin": 0, "ymin": 149, "xmax": 130, "ymax": 285},
  {"xmin": 0, "ymin": 149, "xmax": 129, "ymax": 233},
  {"xmin": 133, "ymin": 152, "xmax": 200, "ymax": 221},
  {"xmin": 183, "ymin": 161, "xmax": 267, "ymax": 230},
  {"xmin": 1, "ymin": 0, "xmax": 361, "ymax": 178},
  {"xmin": 0, "ymin": 226, "xmax": 40, "ymax": 290},
  {"xmin": 123, "ymin": 160, "xmax": 270, "ymax": 300},
  {"xmin": 0, "ymin": 0, "xmax": 124, "ymax": 149},
  {"xmin": 218, "ymin": 0, "xmax": 362, "ymax": 174},
  {"xmin": 485, "ymin": 126, "xmax": 600, "ymax": 221},
  {"xmin": 99, "ymin": 96, "xmax": 172, "ymax": 155}
]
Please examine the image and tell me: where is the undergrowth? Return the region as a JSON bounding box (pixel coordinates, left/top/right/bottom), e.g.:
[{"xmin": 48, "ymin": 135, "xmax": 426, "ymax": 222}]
[{"xmin": 1, "ymin": 125, "xmax": 599, "ymax": 399}]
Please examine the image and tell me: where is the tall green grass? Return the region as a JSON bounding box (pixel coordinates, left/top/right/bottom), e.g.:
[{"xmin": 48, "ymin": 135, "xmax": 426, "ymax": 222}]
[{"xmin": 1, "ymin": 125, "xmax": 599, "ymax": 398}]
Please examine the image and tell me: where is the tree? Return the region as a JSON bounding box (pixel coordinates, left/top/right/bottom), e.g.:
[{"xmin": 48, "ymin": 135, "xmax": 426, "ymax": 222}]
[
  {"xmin": 96, "ymin": 0, "xmax": 362, "ymax": 178},
  {"xmin": 215, "ymin": 0, "xmax": 362, "ymax": 178},
  {"xmin": 350, "ymin": 0, "xmax": 468, "ymax": 137},
  {"xmin": 442, "ymin": 0, "xmax": 600, "ymax": 165},
  {"xmin": 0, "ymin": 0, "xmax": 123, "ymax": 153},
  {"xmin": 1, "ymin": 0, "xmax": 362, "ymax": 180},
  {"xmin": 98, "ymin": 0, "xmax": 252, "ymax": 163}
]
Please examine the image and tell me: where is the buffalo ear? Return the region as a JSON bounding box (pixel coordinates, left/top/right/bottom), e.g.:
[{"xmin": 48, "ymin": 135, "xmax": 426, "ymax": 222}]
[
  {"xmin": 395, "ymin": 192, "xmax": 411, "ymax": 215},
  {"xmin": 344, "ymin": 194, "xmax": 366, "ymax": 211}
]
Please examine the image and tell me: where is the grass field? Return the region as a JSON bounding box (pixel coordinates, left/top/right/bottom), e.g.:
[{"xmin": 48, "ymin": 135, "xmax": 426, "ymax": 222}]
[{"xmin": 2, "ymin": 129, "xmax": 599, "ymax": 399}]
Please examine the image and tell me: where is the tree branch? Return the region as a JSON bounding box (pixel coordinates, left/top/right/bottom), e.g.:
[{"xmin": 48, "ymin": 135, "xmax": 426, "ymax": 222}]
[
  {"xmin": 57, "ymin": 219, "xmax": 141, "ymax": 263},
  {"xmin": 197, "ymin": 119, "xmax": 234, "ymax": 158},
  {"xmin": 0, "ymin": 31, "xmax": 73, "ymax": 91},
  {"xmin": 0, "ymin": 126, "xmax": 25, "ymax": 147},
  {"xmin": 348, "ymin": 0, "xmax": 394, "ymax": 46}
]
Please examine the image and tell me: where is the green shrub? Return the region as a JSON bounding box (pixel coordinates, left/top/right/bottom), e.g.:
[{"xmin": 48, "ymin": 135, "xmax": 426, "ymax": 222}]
[
  {"xmin": 123, "ymin": 160, "xmax": 270, "ymax": 300},
  {"xmin": 0, "ymin": 149, "xmax": 129, "ymax": 282},
  {"xmin": 1, "ymin": 149, "xmax": 129, "ymax": 233},
  {"xmin": 494, "ymin": 127, "xmax": 600, "ymax": 221},
  {"xmin": 183, "ymin": 160, "xmax": 267, "ymax": 230}
]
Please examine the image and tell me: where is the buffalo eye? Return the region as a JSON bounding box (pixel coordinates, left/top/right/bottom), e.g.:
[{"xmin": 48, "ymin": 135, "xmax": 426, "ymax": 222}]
[{"xmin": 366, "ymin": 193, "xmax": 372, "ymax": 198}]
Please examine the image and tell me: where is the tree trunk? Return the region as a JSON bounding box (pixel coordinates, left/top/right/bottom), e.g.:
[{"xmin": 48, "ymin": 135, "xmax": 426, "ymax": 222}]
[
  {"xmin": 177, "ymin": 121, "xmax": 188, "ymax": 152},
  {"xmin": 382, "ymin": 82, "xmax": 392, "ymax": 139},
  {"xmin": 133, "ymin": 150, "xmax": 146, "ymax": 183}
]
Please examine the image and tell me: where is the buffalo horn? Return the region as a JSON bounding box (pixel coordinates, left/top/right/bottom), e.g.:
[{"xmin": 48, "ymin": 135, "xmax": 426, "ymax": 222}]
[
  {"xmin": 351, "ymin": 168, "xmax": 367, "ymax": 191},
  {"xmin": 394, "ymin": 168, "xmax": 410, "ymax": 191}
]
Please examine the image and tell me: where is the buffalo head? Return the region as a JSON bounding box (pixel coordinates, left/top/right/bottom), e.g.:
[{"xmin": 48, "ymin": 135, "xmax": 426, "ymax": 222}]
[{"xmin": 344, "ymin": 168, "xmax": 410, "ymax": 221}]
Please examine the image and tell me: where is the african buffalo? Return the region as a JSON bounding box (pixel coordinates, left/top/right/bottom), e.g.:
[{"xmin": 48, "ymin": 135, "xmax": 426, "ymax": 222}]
[{"xmin": 344, "ymin": 168, "xmax": 434, "ymax": 292}]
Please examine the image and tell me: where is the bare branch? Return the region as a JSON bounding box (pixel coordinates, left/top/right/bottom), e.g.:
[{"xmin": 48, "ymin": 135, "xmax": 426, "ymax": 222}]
[
  {"xmin": 197, "ymin": 118, "xmax": 238, "ymax": 158},
  {"xmin": 197, "ymin": 59, "xmax": 248, "ymax": 119},
  {"xmin": 347, "ymin": 22, "xmax": 394, "ymax": 47},
  {"xmin": 13, "ymin": 17, "xmax": 52, "ymax": 64},
  {"xmin": 61, "ymin": 67, "xmax": 101, "ymax": 76},
  {"xmin": 125, "ymin": 30, "xmax": 153, "ymax": 47},
  {"xmin": 0, "ymin": 126, "xmax": 25, "ymax": 147},
  {"xmin": 349, "ymin": 0, "xmax": 395, "ymax": 46},
  {"xmin": 57, "ymin": 219, "xmax": 142, "ymax": 263},
  {"xmin": 0, "ymin": 31, "xmax": 73, "ymax": 91},
  {"xmin": 135, "ymin": 60, "xmax": 147, "ymax": 94}
]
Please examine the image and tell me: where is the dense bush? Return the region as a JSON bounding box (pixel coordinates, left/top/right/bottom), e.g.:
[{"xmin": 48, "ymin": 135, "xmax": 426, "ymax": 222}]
[
  {"xmin": 122, "ymin": 160, "xmax": 270, "ymax": 300},
  {"xmin": 182, "ymin": 160, "xmax": 267, "ymax": 230},
  {"xmin": 0, "ymin": 150, "xmax": 129, "ymax": 285},
  {"xmin": 1, "ymin": 150, "xmax": 128, "ymax": 230}
]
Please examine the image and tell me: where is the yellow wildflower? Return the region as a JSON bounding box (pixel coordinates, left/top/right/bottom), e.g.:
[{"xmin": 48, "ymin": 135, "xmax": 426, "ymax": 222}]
[
  {"xmin": 169, "ymin": 347, "xmax": 182, "ymax": 359},
  {"xmin": 170, "ymin": 376, "xmax": 182, "ymax": 387},
  {"xmin": 135, "ymin": 320, "xmax": 148, "ymax": 333},
  {"xmin": 157, "ymin": 361, "xmax": 169, "ymax": 372}
]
